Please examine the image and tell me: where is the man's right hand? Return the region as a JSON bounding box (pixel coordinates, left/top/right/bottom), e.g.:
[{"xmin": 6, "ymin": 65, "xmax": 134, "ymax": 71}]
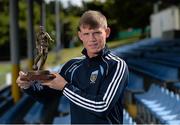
[{"xmin": 16, "ymin": 71, "xmax": 32, "ymax": 89}]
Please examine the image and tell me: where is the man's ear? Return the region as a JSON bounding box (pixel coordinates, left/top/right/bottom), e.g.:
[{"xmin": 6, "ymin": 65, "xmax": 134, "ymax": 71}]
[
  {"xmin": 78, "ymin": 31, "xmax": 83, "ymax": 41},
  {"xmin": 105, "ymin": 27, "xmax": 111, "ymax": 38}
]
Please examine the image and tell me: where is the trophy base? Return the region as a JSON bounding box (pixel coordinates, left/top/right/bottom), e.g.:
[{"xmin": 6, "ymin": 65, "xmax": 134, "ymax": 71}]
[{"xmin": 20, "ymin": 70, "xmax": 56, "ymax": 81}]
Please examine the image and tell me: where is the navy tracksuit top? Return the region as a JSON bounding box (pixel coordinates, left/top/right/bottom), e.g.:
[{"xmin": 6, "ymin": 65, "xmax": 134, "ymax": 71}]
[{"xmin": 24, "ymin": 46, "xmax": 129, "ymax": 124}]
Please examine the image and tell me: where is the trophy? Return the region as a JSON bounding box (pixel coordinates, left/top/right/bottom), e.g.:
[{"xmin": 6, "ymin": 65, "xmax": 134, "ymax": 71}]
[{"xmin": 20, "ymin": 26, "xmax": 56, "ymax": 81}]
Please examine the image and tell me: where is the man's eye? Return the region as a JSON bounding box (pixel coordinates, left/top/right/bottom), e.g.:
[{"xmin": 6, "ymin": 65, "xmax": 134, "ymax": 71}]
[
  {"xmin": 83, "ymin": 33, "xmax": 89, "ymax": 36},
  {"xmin": 94, "ymin": 32, "xmax": 102, "ymax": 35}
]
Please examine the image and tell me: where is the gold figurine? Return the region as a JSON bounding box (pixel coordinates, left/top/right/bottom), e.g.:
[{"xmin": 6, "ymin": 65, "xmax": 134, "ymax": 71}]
[
  {"xmin": 33, "ymin": 26, "xmax": 54, "ymax": 70},
  {"xmin": 20, "ymin": 26, "xmax": 55, "ymax": 81}
]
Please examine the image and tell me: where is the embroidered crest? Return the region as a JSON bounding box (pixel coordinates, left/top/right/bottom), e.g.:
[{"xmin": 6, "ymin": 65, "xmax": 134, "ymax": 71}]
[{"xmin": 90, "ymin": 70, "xmax": 98, "ymax": 84}]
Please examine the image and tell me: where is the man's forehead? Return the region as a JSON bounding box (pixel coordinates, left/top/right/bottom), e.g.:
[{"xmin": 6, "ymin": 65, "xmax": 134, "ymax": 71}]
[
  {"xmin": 79, "ymin": 25, "xmax": 103, "ymax": 31},
  {"xmin": 80, "ymin": 24, "xmax": 101, "ymax": 30}
]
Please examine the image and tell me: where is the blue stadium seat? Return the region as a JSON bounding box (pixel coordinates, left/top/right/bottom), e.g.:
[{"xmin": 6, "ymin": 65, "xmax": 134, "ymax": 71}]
[
  {"xmin": 0, "ymin": 85, "xmax": 11, "ymax": 99},
  {"xmin": 127, "ymin": 58, "xmax": 179, "ymax": 83},
  {"xmin": 53, "ymin": 115, "xmax": 71, "ymax": 124},
  {"xmin": 23, "ymin": 101, "xmax": 45, "ymax": 124},
  {"xmin": 135, "ymin": 84, "xmax": 180, "ymax": 124},
  {"xmin": 52, "ymin": 96, "xmax": 71, "ymax": 124},
  {"xmin": 112, "ymin": 38, "xmax": 161, "ymax": 55},
  {"xmin": 123, "ymin": 109, "xmax": 136, "ymax": 125},
  {"xmin": 58, "ymin": 96, "xmax": 70, "ymax": 114},
  {"xmin": 128, "ymin": 72, "xmax": 144, "ymax": 92},
  {"xmin": 0, "ymin": 94, "xmax": 34, "ymax": 124},
  {"xmin": 0, "ymin": 96, "xmax": 13, "ymax": 116},
  {"xmin": 0, "ymin": 85, "xmax": 10, "ymax": 94},
  {"xmin": 172, "ymin": 82, "xmax": 180, "ymax": 93},
  {"xmin": 23, "ymin": 98, "xmax": 59, "ymax": 124},
  {"xmin": 143, "ymin": 52, "xmax": 180, "ymax": 68}
]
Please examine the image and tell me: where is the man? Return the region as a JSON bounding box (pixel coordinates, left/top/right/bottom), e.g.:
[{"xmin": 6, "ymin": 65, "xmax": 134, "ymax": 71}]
[{"xmin": 16, "ymin": 10, "xmax": 129, "ymax": 124}]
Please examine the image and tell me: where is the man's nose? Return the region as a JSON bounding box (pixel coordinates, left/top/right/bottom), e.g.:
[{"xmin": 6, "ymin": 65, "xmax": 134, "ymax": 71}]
[{"xmin": 89, "ymin": 33, "xmax": 96, "ymax": 41}]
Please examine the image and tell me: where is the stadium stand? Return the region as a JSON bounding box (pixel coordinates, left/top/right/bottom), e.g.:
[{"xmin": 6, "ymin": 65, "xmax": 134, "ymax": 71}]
[
  {"xmin": 123, "ymin": 109, "xmax": 137, "ymax": 125},
  {"xmin": 135, "ymin": 84, "xmax": 180, "ymax": 124},
  {"xmin": 53, "ymin": 96, "xmax": 71, "ymax": 124},
  {"xmin": 0, "ymin": 85, "xmax": 13, "ymax": 117},
  {"xmin": 127, "ymin": 58, "xmax": 179, "ymax": 83},
  {"xmin": 0, "ymin": 38, "xmax": 180, "ymax": 124},
  {"xmin": 0, "ymin": 94, "xmax": 35, "ymax": 123}
]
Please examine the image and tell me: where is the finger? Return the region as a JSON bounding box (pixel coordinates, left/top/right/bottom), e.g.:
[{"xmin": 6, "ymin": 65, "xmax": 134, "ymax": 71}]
[
  {"xmin": 21, "ymin": 85, "xmax": 29, "ymax": 89},
  {"xmin": 42, "ymin": 83, "xmax": 52, "ymax": 89},
  {"xmin": 19, "ymin": 71, "xmax": 24, "ymax": 75},
  {"xmin": 54, "ymin": 73, "xmax": 59, "ymax": 77},
  {"xmin": 17, "ymin": 83, "xmax": 21, "ymax": 87},
  {"xmin": 19, "ymin": 71, "xmax": 27, "ymax": 76},
  {"xmin": 16, "ymin": 77, "xmax": 24, "ymax": 84},
  {"xmin": 16, "ymin": 77, "xmax": 20, "ymax": 83},
  {"xmin": 18, "ymin": 79, "xmax": 28, "ymax": 84},
  {"xmin": 41, "ymin": 82, "xmax": 51, "ymax": 86}
]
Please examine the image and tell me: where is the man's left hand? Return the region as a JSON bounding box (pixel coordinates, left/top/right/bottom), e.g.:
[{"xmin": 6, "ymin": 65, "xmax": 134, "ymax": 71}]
[{"xmin": 42, "ymin": 73, "xmax": 67, "ymax": 91}]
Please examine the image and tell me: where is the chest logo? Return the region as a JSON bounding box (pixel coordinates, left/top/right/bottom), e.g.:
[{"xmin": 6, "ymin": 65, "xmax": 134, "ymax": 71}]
[{"xmin": 90, "ymin": 70, "xmax": 98, "ymax": 84}]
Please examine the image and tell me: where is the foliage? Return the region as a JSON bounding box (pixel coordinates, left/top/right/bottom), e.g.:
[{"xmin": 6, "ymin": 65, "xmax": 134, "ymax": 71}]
[
  {"xmin": 0, "ymin": 0, "xmax": 180, "ymax": 61},
  {"xmin": 0, "ymin": 1, "xmax": 9, "ymax": 45}
]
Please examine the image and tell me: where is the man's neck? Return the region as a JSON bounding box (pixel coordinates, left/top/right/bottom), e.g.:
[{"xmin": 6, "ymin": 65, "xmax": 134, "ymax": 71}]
[{"xmin": 87, "ymin": 52, "xmax": 98, "ymax": 58}]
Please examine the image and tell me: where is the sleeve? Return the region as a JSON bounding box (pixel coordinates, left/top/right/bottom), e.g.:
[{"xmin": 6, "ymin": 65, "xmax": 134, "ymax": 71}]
[
  {"xmin": 23, "ymin": 60, "xmax": 74, "ymax": 104},
  {"xmin": 23, "ymin": 80, "xmax": 61, "ymax": 104},
  {"xmin": 62, "ymin": 59, "xmax": 129, "ymax": 117}
]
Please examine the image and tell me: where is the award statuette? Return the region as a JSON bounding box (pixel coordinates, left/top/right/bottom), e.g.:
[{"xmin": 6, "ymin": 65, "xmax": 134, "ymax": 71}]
[{"xmin": 20, "ymin": 26, "xmax": 56, "ymax": 81}]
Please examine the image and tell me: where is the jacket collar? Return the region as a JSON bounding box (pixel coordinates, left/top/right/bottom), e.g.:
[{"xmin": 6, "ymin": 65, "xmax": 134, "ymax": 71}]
[{"xmin": 81, "ymin": 45, "xmax": 110, "ymax": 59}]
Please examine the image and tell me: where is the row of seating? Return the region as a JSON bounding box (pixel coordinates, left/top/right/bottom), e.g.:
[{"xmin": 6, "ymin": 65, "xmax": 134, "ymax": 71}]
[
  {"xmin": 143, "ymin": 53, "xmax": 180, "ymax": 68},
  {"xmin": 0, "ymin": 93, "xmax": 60, "ymax": 124},
  {"xmin": 114, "ymin": 38, "xmax": 180, "ymax": 89},
  {"xmin": 135, "ymin": 84, "xmax": 180, "ymax": 124},
  {"xmin": 24, "ymin": 99, "xmax": 58, "ymax": 124},
  {"xmin": 123, "ymin": 109, "xmax": 136, "ymax": 125},
  {"xmin": 114, "ymin": 38, "xmax": 180, "ymax": 124},
  {"xmin": 53, "ymin": 96, "xmax": 70, "ymax": 124},
  {"xmin": 127, "ymin": 58, "xmax": 179, "ymax": 83},
  {"xmin": 0, "ymin": 94, "xmax": 35, "ymax": 123},
  {"xmin": 0, "ymin": 85, "xmax": 14, "ymax": 117}
]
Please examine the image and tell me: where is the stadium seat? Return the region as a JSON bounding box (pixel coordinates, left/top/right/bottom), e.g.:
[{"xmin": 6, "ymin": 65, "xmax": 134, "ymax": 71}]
[
  {"xmin": 0, "ymin": 94, "xmax": 34, "ymax": 124},
  {"xmin": 53, "ymin": 115, "xmax": 71, "ymax": 124},
  {"xmin": 123, "ymin": 109, "xmax": 136, "ymax": 125},
  {"xmin": 24, "ymin": 98, "xmax": 59, "ymax": 124},
  {"xmin": 58, "ymin": 96, "xmax": 70, "ymax": 115},
  {"xmin": 127, "ymin": 58, "xmax": 179, "ymax": 83}
]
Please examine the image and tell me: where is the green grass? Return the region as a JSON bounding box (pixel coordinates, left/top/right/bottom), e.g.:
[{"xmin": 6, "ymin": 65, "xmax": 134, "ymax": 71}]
[
  {"xmin": 0, "ymin": 62, "xmax": 11, "ymax": 86},
  {"xmin": 0, "ymin": 62, "xmax": 11, "ymax": 73}
]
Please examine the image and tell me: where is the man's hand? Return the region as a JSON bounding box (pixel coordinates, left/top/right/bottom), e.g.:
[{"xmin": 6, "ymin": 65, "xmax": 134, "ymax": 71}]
[
  {"xmin": 42, "ymin": 73, "xmax": 67, "ymax": 91},
  {"xmin": 16, "ymin": 71, "xmax": 32, "ymax": 89}
]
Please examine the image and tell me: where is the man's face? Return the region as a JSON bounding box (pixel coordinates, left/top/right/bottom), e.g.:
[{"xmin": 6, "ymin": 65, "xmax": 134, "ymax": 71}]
[{"xmin": 78, "ymin": 26, "xmax": 110, "ymax": 57}]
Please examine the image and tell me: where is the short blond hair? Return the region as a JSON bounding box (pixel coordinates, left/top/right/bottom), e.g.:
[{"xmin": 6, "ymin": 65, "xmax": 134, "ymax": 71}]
[{"xmin": 78, "ymin": 10, "xmax": 107, "ymax": 30}]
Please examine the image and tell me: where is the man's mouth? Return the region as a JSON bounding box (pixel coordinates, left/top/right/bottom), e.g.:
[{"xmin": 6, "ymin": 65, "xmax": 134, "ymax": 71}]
[{"xmin": 89, "ymin": 43, "xmax": 98, "ymax": 48}]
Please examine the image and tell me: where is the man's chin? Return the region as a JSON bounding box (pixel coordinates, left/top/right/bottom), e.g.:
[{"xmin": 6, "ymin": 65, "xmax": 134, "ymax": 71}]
[{"xmin": 92, "ymin": 50, "xmax": 101, "ymax": 54}]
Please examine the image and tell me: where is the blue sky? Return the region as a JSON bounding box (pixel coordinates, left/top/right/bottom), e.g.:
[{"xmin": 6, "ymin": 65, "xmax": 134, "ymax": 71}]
[
  {"xmin": 45, "ymin": 0, "xmax": 106, "ymax": 8},
  {"xmin": 45, "ymin": 0, "xmax": 84, "ymax": 8}
]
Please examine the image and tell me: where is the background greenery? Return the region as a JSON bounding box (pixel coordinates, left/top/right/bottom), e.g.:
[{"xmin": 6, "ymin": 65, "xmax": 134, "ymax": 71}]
[{"xmin": 0, "ymin": 0, "xmax": 180, "ymax": 60}]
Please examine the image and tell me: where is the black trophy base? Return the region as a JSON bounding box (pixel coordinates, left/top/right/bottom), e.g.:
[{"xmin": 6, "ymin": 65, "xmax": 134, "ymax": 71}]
[{"xmin": 20, "ymin": 70, "xmax": 56, "ymax": 81}]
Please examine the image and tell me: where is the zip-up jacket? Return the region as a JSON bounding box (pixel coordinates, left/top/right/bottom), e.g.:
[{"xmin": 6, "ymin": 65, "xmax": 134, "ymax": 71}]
[{"xmin": 24, "ymin": 46, "xmax": 129, "ymax": 124}]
